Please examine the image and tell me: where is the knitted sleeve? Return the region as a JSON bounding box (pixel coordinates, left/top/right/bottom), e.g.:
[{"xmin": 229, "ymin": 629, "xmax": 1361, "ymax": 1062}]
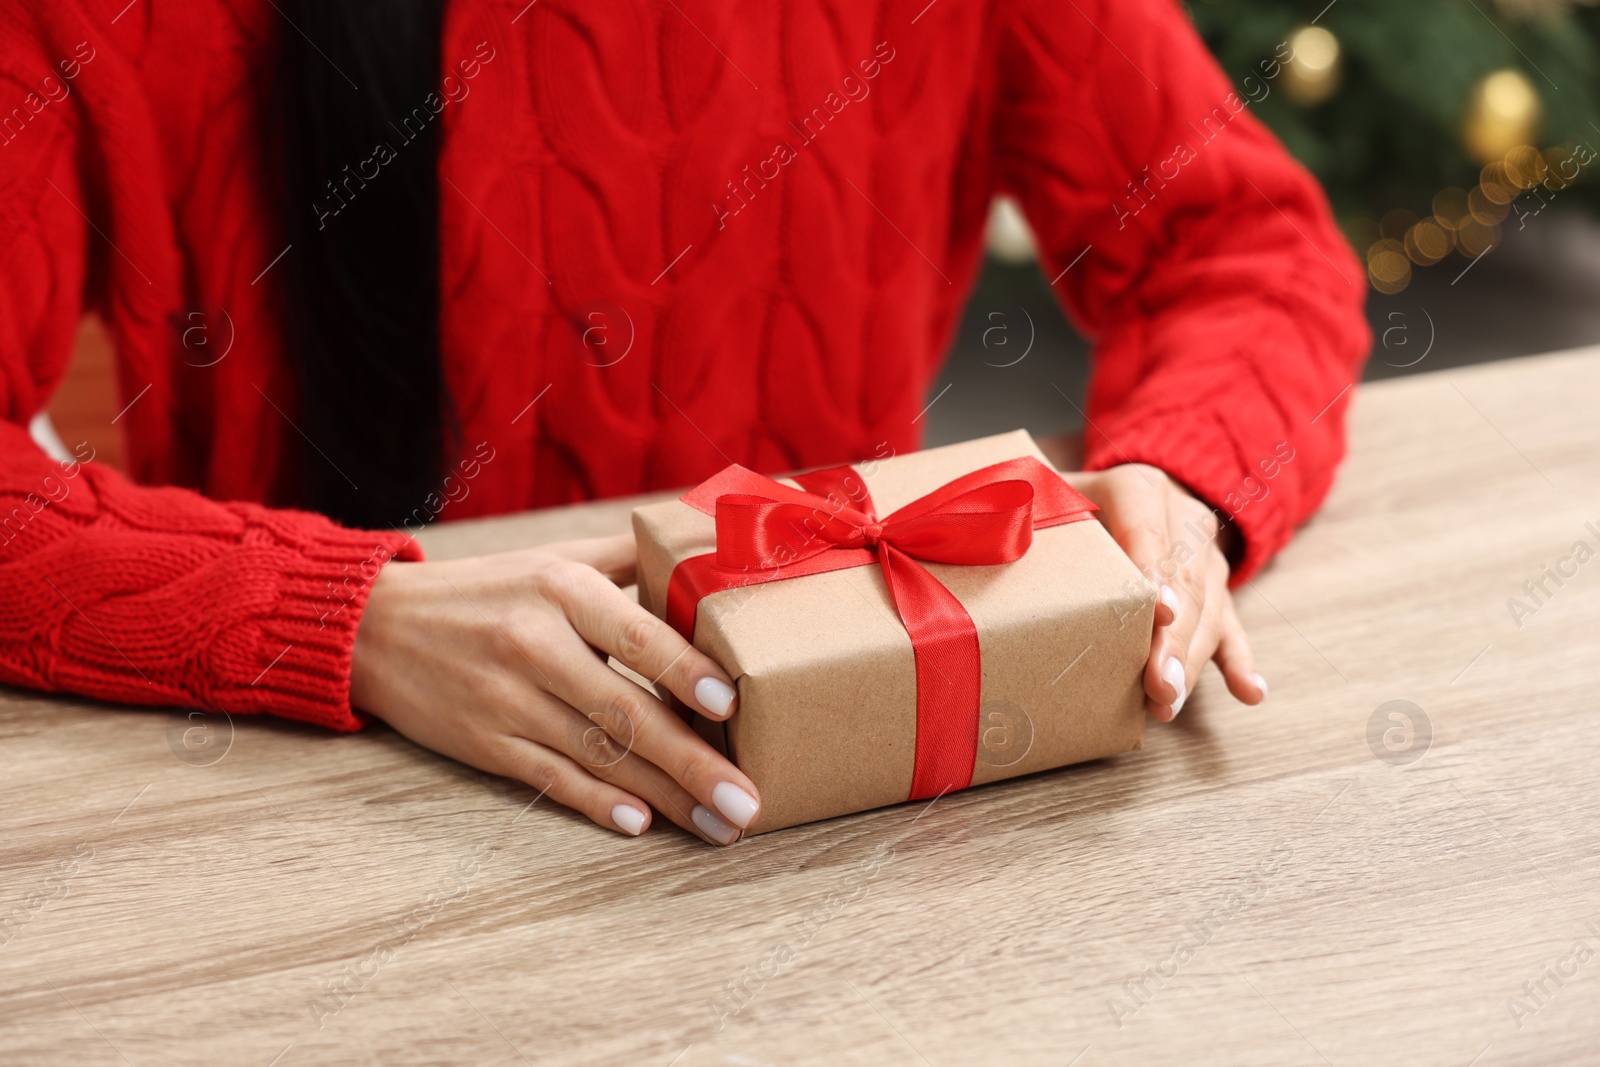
[
  {"xmin": 993, "ymin": 0, "xmax": 1371, "ymax": 583},
  {"xmin": 0, "ymin": 9, "xmax": 419, "ymax": 731}
]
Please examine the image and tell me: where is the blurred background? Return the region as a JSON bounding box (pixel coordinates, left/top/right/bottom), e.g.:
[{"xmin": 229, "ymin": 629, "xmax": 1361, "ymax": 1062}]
[
  {"xmin": 47, "ymin": 0, "xmax": 1600, "ymax": 464},
  {"xmin": 925, "ymin": 0, "xmax": 1600, "ymax": 447}
]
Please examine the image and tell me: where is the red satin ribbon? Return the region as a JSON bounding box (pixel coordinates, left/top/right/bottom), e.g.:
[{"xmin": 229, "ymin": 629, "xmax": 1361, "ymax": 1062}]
[{"xmin": 664, "ymin": 456, "xmax": 1097, "ymax": 799}]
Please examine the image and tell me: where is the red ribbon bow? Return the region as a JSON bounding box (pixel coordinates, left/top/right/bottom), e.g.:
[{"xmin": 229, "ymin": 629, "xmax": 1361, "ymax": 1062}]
[{"xmin": 664, "ymin": 456, "xmax": 1097, "ymax": 800}]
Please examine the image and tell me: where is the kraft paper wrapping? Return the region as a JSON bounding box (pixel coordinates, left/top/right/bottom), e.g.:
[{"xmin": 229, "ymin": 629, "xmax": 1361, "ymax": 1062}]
[{"xmin": 632, "ymin": 430, "xmax": 1153, "ymax": 835}]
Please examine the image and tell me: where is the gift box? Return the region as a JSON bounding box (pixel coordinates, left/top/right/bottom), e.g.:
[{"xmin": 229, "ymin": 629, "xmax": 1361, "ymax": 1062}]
[{"xmin": 633, "ymin": 430, "xmax": 1154, "ymax": 835}]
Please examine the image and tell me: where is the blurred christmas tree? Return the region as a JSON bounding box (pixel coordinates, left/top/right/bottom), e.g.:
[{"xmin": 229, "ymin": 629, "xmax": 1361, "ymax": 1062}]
[{"xmin": 1185, "ymin": 0, "xmax": 1600, "ymax": 291}]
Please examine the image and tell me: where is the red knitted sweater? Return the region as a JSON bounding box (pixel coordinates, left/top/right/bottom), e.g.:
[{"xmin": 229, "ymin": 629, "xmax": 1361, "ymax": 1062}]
[{"xmin": 0, "ymin": 0, "xmax": 1368, "ymax": 731}]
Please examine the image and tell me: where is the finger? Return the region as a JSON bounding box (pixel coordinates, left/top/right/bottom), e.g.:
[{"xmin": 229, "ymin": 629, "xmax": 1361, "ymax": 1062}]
[
  {"xmin": 1143, "ymin": 492, "xmax": 1217, "ymax": 713},
  {"xmin": 603, "ymin": 754, "xmax": 742, "ymax": 846},
  {"xmin": 1144, "ymin": 576, "xmax": 1205, "ymax": 718},
  {"xmin": 538, "ymin": 628, "xmax": 763, "ymax": 832},
  {"xmin": 547, "ymin": 561, "xmax": 739, "ymax": 720},
  {"xmin": 544, "ymin": 532, "xmax": 638, "ymax": 587},
  {"xmin": 1213, "ymin": 608, "xmax": 1267, "ymax": 705},
  {"xmin": 1145, "ymin": 570, "xmax": 1223, "ymax": 726},
  {"xmin": 1149, "ymin": 553, "xmax": 1247, "ymax": 721},
  {"xmin": 489, "ymin": 735, "xmax": 653, "ymax": 838},
  {"xmin": 1146, "ymin": 616, "xmax": 1214, "ymax": 723},
  {"xmin": 1143, "ymin": 626, "xmax": 1187, "ymax": 721},
  {"xmin": 533, "ymin": 702, "xmax": 743, "ymax": 846},
  {"xmin": 1154, "ymin": 583, "xmax": 1179, "ymax": 628}
]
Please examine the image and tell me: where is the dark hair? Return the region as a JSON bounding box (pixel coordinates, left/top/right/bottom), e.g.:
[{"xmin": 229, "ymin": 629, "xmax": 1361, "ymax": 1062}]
[{"xmin": 273, "ymin": 0, "xmax": 450, "ymax": 529}]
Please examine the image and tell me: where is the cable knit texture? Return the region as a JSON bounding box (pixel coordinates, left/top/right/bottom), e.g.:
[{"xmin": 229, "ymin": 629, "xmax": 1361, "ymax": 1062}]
[{"xmin": 0, "ymin": 0, "xmax": 1367, "ymax": 728}]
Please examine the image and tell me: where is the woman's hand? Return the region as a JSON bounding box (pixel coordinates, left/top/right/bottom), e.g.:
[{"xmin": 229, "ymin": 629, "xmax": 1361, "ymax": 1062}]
[
  {"xmin": 1067, "ymin": 464, "xmax": 1268, "ymax": 722},
  {"xmin": 350, "ymin": 533, "xmax": 760, "ymax": 844}
]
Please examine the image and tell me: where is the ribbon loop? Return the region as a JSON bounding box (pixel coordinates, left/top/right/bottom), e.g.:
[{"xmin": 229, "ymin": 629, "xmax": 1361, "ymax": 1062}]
[
  {"xmin": 712, "ymin": 495, "xmax": 871, "ymax": 570},
  {"xmin": 878, "ymin": 479, "xmax": 1038, "ymax": 565}
]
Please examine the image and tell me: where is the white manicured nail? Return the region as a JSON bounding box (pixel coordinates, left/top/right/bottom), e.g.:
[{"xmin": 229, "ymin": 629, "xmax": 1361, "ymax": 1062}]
[
  {"xmin": 712, "ymin": 781, "xmax": 759, "ymax": 829},
  {"xmin": 695, "ymin": 677, "xmax": 737, "ymax": 718},
  {"xmin": 1158, "ymin": 584, "xmax": 1179, "ymax": 619},
  {"xmin": 692, "ymin": 804, "xmax": 739, "ymax": 845},
  {"xmin": 611, "ymin": 805, "xmax": 647, "ymax": 836},
  {"xmin": 1253, "ymin": 673, "xmax": 1269, "ymax": 700},
  {"xmin": 1162, "ymin": 656, "xmax": 1187, "ymax": 716}
]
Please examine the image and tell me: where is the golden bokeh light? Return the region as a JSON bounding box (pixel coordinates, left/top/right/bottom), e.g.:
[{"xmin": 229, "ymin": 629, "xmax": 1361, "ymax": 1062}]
[
  {"xmin": 1461, "ymin": 69, "xmax": 1541, "ymax": 164},
  {"xmin": 1282, "ymin": 26, "xmax": 1343, "ymax": 106},
  {"xmin": 1404, "ymin": 219, "xmax": 1451, "ymax": 266},
  {"xmin": 1367, "ymin": 238, "xmax": 1411, "ymax": 293}
]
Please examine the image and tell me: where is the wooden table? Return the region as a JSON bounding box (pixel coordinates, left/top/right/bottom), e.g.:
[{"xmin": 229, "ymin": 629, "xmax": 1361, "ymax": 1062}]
[{"xmin": 5, "ymin": 347, "xmax": 1600, "ymax": 1067}]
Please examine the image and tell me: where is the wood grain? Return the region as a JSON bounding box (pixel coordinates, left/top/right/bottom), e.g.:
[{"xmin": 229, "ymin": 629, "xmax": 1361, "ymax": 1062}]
[{"xmin": 4, "ymin": 348, "xmax": 1600, "ymax": 1066}]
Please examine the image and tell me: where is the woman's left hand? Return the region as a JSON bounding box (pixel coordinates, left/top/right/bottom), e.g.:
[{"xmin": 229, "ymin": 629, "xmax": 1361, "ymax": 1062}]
[{"xmin": 1066, "ymin": 464, "xmax": 1269, "ymax": 722}]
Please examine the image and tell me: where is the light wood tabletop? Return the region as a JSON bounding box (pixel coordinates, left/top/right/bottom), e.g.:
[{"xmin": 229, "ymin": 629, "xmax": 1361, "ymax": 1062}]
[{"xmin": 5, "ymin": 346, "xmax": 1600, "ymax": 1067}]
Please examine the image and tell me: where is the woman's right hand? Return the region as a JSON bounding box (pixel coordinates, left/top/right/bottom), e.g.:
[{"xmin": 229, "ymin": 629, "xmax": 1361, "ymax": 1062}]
[{"xmin": 349, "ymin": 533, "xmax": 761, "ymax": 845}]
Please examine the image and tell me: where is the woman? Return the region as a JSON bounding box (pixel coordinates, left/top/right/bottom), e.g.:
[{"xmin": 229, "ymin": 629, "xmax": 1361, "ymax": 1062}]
[{"xmin": 0, "ymin": 0, "xmax": 1367, "ymax": 844}]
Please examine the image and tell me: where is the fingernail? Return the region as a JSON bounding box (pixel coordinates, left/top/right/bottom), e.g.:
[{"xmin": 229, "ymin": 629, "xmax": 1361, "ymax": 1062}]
[
  {"xmin": 1158, "ymin": 584, "xmax": 1179, "ymax": 619},
  {"xmin": 1162, "ymin": 656, "xmax": 1187, "ymax": 716},
  {"xmin": 692, "ymin": 804, "xmax": 740, "ymax": 845},
  {"xmin": 711, "ymin": 781, "xmax": 760, "ymax": 829},
  {"xmin": 611, "ymin": 804, "xmax": 647, "ymax": 836},
  {"xmin": 695, "ymin": 677, "xmax": 737, "ymax": 718},
  {"xmin": 1253, "ymin": 672, "xmax": 1269, "ymax": 700}
]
